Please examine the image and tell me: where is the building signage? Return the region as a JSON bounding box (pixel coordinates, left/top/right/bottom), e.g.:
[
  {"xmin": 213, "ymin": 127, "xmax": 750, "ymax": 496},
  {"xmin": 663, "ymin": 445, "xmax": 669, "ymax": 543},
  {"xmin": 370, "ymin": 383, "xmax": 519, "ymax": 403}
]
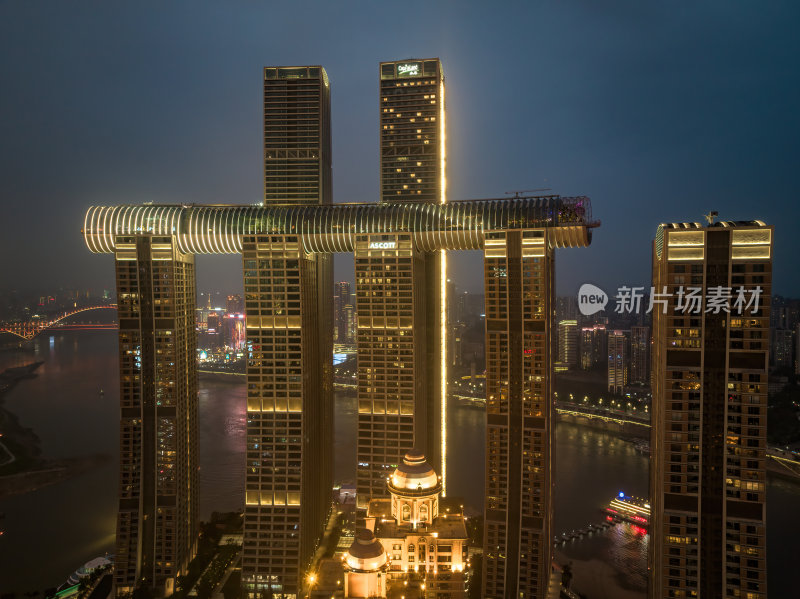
[
  {"xmin": 397, "ymin": 63, "xmax": 420, "ymax": 77},
  {"xmin": 369, "ymin": 241, "xmax": 397, "ymax": 249}
]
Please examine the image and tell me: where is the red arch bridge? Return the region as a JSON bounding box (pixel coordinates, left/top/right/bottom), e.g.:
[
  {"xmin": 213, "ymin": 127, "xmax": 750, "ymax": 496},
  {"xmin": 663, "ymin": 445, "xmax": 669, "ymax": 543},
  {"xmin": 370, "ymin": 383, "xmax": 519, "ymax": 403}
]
[{"xmin": 0, "ymin": 305, "xmax": 118, "ymax": 340}]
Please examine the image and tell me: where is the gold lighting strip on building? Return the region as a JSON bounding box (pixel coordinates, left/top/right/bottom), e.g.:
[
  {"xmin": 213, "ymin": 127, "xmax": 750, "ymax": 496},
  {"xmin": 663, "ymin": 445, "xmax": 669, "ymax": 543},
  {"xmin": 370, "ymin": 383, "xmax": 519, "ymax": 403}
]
[{"xmin": 439, "ymin": 77, "xmax": 448, "ymax": 495}]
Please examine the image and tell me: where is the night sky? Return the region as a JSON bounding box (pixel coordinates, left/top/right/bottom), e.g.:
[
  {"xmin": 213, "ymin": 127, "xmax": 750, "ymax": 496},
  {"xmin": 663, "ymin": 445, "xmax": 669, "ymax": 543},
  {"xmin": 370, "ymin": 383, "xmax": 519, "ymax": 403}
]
[{"xmin": 1, "ymin": 1, "xmax": 798, "ymax": 298}]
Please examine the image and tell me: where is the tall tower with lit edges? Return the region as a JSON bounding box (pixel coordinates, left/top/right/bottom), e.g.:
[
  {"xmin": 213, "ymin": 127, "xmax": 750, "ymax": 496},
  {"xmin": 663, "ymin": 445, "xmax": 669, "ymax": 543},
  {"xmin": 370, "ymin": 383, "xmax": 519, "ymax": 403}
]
[
  {"xmin": 481, "ymin": 227, "xmax": 556, "ymax": 599},
  {"xmin": 649, "ymin": 220, "xmax": 771, "ymax": 599},
  {"xmin": 112, "ymin": 235, "xmax": 198, "ymax": 596},
  {"xmin": 241, "ymin": 65, "xmax": 334, "ymax": 598},
  {"xmin": 355, "ymin": 58, "xmax": 447, "ymax": 511}
]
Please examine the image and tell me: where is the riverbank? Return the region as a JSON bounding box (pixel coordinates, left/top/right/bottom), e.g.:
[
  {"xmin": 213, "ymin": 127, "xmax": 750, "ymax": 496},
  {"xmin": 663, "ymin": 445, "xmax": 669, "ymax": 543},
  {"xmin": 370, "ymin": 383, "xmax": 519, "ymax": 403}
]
[
  {"xmin": 0, "ymin": 361, "xmax": 46, "ymax": 476},
  {"xmin": 199, "ymin": 369, "xmax": 245, "ymax": 383},
  {"xmin": 0, "ymin": 453, "xmax": 110, "ymax": 499},
  {"xmin": 0, "ymin": 361, "xmax": 110, "ymax": 498},
  {"xmin": 555, "ymin": 550, "xmax": 644, "ymax": 599}
]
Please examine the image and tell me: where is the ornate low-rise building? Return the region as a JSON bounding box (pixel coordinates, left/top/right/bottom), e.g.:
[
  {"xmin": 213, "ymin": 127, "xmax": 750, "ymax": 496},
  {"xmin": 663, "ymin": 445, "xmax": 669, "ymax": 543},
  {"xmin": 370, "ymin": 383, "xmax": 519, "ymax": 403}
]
[
  {"xmin": 365, "ymin": 450, "xmax": 468, "ymax": 598},
  {"xmin": 342, "ymin": 529, "xmax": 390, "ymax": 598}
]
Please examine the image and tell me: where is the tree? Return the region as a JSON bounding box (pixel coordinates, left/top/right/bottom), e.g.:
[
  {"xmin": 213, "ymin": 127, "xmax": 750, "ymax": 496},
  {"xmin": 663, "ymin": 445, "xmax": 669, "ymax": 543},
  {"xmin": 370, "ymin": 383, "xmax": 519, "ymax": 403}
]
[{"xmin": 561, "ymin": 562, "xmax": 574, "ymax": 589}]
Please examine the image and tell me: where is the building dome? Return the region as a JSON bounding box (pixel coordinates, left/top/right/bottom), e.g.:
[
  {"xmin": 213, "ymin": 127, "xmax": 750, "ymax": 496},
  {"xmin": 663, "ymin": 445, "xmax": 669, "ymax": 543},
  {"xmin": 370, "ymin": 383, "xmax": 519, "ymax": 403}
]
[
  {"xmin": 389, "ymin": 449, "xmax": 440, "ymax": 493},
  {"xmin": 345, "ymin": 529, "xmax": 388, "ymax": 572}
]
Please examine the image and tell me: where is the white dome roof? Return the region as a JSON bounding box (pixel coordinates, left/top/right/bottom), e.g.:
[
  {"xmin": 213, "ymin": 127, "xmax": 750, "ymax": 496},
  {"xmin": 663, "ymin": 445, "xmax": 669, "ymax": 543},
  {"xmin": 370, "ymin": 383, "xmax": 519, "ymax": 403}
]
[
  {"xmin": 389, "ymin": 449, "xmax": 439, "ymax": 492},
  {"xmin": 345, "ymin": 529, "xmax": 388, "ymax": 572}
]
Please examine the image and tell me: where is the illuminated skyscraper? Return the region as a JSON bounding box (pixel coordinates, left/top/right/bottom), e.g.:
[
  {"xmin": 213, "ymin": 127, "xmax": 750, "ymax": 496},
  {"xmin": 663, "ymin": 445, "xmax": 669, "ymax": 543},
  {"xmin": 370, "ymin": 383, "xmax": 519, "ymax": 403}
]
[
  {"xmin": 355, "ymin": 58, "xmax": 447, "ymax": 509},
  {"xmin": 630, "ymin": 325, "xmax": 650, "ymax": 384},
  {"xmin": 112, "ymin": 235, "xmax": 198, "ymax": 595},
  {"xmin": 608, "ymin": 330, "xmax": 628, "ymax": 393},
  {"xmin": 241, "ymin": 65, "xmax": 334, "ymax": 597},
  {"xmin": 579, "ymin": 323, "xmax": 607, "ymax": 370},
  {"xmin": 557, "ymin": 319, "xmax": 578, "ymax": 367},
  {"xmin": 263, "ymin": 66, "xmax": 331, "ymax": 205},
  {"xmin": 649, "ymin": 221, "xmax": 771, "ymax": 599},
  {"xmin": 770, "ymin": 327, "xmax": 792, "ymax": 369},
  {"xmin": 334, "ymin": 281, "xmax": 352, "ymax": 343},
  {"xmin": 481, "ymin": 225, "xmax": 556, "ymax": 599}
]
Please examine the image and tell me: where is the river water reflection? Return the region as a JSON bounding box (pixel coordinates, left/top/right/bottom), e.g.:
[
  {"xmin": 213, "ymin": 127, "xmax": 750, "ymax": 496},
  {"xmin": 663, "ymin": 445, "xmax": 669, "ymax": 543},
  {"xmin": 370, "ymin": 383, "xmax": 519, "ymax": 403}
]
[{"xmin": 0, "ymin": 331, "xmax": 796, "ymax": 596}]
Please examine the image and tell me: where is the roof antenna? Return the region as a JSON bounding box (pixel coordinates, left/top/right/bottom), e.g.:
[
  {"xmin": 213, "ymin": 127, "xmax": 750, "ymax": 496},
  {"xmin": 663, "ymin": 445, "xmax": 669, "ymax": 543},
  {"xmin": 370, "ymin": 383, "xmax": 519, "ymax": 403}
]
[{"xmin": 703, "ymin": 210, "xmax": 718, "ymax": 225}]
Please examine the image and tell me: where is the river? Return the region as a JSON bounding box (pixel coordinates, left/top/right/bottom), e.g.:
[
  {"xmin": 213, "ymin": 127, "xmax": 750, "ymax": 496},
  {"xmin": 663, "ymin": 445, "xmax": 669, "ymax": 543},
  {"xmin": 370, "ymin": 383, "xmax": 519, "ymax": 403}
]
[{"xmin": 0, "ymin": 330, "xmax": 797, "ymax": 596}]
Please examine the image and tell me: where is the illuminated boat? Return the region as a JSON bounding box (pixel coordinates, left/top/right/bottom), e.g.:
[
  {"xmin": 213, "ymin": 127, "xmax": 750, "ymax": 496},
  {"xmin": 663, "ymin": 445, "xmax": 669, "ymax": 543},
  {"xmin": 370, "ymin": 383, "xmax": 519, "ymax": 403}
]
[{"xmin": 603, "ymin": 491, "xmax": 650, "ymax": 527}]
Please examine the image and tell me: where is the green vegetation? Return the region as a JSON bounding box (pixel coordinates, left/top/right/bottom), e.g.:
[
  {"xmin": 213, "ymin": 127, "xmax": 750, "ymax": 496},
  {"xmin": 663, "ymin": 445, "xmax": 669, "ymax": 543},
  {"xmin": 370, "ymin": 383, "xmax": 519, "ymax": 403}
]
[
  {"xmin": 465, "ymin": 515, "xmax": 483, "ymax": 545},
  {"xmin": 193, "ymin": 543, "xmax": 238, "ymax": 598},
  {"xmin": 467, "ymin": 553, "xmax": 482, "ymax": 599},
  {"xmin": 220, "ymin": 570, "xmax": 242, "ymax": 599},
  {"xmin": 0, "ymin": 428, "xmax": 41, "ymax": 476},
  {"xmin": 320, "ymin": 512, "xmax": 347, "ymax": 559},
  {"xmin": 172, "ymin": 512, "xmax": 243, "ymax": 599}
]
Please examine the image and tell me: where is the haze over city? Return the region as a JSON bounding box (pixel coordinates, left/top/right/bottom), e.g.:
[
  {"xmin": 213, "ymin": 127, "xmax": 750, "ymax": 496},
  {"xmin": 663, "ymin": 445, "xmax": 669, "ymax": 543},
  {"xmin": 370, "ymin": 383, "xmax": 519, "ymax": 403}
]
[
  {"xmin": 1, "ymin": 2, "xmax": 799, "ymax": 599},
  {"xmin": 1, "ymin": 1, "xmax": 799, "ymax": 296}
]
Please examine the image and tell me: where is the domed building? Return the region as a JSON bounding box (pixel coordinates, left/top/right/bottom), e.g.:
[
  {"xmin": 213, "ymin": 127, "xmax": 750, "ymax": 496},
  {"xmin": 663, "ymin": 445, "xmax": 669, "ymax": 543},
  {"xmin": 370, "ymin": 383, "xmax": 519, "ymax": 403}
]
[
  {"xmin": 363, "ymin": 450, "xmax": 468, "ymax": 598},
  {"xmin": 387, "ymin": 449, "xmax": 441, "ymax": 527},
  {"xmin": 342, "ymin": 529, "xmax": 389, "ymax": 598}
]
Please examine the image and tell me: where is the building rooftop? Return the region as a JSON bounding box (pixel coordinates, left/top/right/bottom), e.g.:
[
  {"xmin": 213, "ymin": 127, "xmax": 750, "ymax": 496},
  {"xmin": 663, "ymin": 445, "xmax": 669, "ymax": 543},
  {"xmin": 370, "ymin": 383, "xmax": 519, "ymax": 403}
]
[
  {"xmin": 389, "ymin": 449, "xmax": 440, "ymax": 493},
  {"xmin": 369, "ymin": 498, "xmax": 468, "ymax": 540}
]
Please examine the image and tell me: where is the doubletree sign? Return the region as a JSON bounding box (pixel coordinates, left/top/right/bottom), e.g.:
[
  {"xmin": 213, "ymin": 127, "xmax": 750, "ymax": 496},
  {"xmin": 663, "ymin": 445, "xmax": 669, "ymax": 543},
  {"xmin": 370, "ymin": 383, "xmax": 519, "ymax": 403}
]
[{"xmin": 397, "ymin": 62, "xmax": 420, "ymax": 77}]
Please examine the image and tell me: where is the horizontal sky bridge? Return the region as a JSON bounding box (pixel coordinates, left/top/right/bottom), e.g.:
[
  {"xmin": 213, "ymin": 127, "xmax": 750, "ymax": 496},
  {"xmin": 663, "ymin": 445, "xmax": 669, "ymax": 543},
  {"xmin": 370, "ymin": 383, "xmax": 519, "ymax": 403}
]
[{"xmin": 83, "ymin": 196, "xmax": 596, "ymax": 255}]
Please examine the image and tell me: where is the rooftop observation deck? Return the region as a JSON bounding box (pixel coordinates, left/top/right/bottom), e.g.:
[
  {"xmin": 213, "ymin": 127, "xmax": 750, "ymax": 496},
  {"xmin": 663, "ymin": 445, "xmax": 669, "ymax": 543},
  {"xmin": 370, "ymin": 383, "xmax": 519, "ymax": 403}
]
[{"xmin": 83, "ymin": 196, "xmax": 597, "ymax": 255}]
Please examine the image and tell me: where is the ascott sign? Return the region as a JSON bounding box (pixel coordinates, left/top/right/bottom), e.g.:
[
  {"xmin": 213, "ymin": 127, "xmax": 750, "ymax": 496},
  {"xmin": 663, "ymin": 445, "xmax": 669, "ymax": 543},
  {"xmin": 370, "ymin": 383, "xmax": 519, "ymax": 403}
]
[
  {"xmin": 369, "ymin": 241, "xmax": 397, "ymax": 249},
  {"xmin": 397, "ymin": 63, "xmax": 420, "ymax": 77}
]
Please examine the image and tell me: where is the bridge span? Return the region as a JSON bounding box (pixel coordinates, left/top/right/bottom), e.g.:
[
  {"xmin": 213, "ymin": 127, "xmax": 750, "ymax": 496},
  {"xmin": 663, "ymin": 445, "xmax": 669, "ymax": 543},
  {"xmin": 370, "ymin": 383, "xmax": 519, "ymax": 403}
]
[{"xmin": 0, "ymin": 305, "xmax": 118, "ymax": 340}]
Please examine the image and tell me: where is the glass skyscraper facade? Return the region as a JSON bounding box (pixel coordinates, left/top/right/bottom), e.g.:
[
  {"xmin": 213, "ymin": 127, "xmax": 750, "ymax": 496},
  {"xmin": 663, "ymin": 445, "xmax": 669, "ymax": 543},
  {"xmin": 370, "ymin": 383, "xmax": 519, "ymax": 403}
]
[
  {"xmin": 356, "ymin": 58, "xmax": 447, "ymax": 511},
  {"xmin": 481, "ymin": 229, "xmax": 555, "ymax": 598},
  {"xmin": 649, "ymin": 221, "xmax": 771, "ymax": 599},
  {"xmin": 241, "ymin": 65, "xmax": 334, "ymax": 598},
  {"xmin": 112, "ymin": 235, "xmax": 198, "ymax": 595}
]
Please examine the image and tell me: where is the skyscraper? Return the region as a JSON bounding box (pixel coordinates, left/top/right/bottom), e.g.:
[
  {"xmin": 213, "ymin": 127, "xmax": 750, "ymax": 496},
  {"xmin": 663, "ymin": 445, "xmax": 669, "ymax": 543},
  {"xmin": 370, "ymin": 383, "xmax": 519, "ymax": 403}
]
[
  {"xmin": 557, "ymin": 319, "xmax": 578, "ymax": 367},
  {"xmin": 263, "ymin": 66, "xmax": 331, "ymax": 205},
  {"xmin": 608, "ymin": 330, "xmax": 628, "ymax": 393},
  {"xmin": 649, "ymin": 220, "xmax": 772, "ymax": 599},
  {"xmin": 770, "ymin": 327, "xmax": 792, "ymax": 369},
  {"xmin": 795, "ymin": 324, "xmax": 800, "ymax": 375},
  {"xmin": 241, "ymin": 65, "xmax": 334, "ymax": 597},
  {"xmin": 112, "ymin": 234, "xmax": 198, "ymax": 595},
  {"xmin": 345, "ymin": 303, "xmax": 356, "ymax": 344},
  {"xmin": 356, "ymin": 58, "xmax": 447, "ymax": 508},
  {"xmin": 334, "ymin": 281, "xmax": 351, "ymax": 343},
  {"xmin": 580, "ymin": 323, "xmax": 607, "ymax": 370},
  {"xmin": 630, "ymin": 325, "xmax": 650, "ymax": 384},
  {"xmin": 482, "ymin": 227, "xmax": 555, "ymax": 599}
]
